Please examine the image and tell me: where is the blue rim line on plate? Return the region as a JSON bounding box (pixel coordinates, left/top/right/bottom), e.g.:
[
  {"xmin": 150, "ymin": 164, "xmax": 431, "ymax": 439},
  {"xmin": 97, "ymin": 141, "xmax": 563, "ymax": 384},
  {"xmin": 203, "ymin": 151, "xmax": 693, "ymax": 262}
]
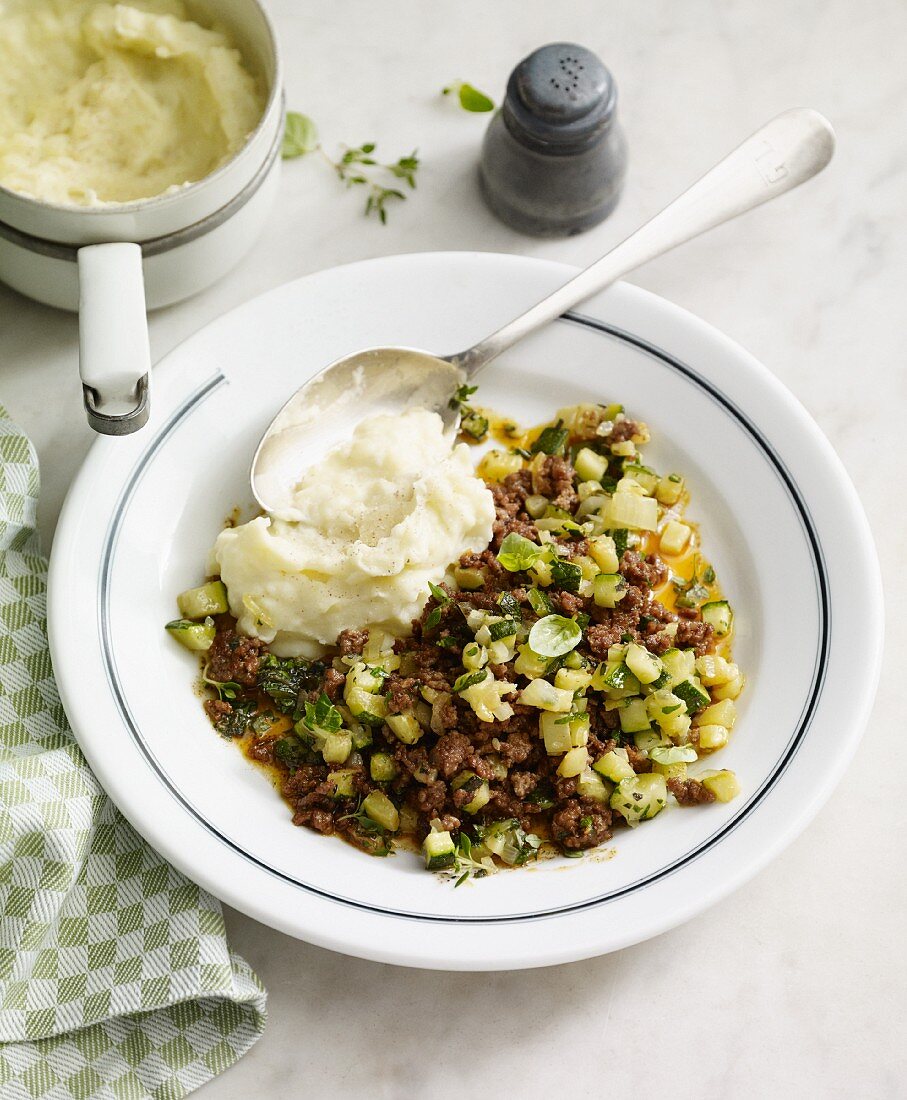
[{"xmin": 96, "ymin": 310, "xmax": 831, "ymax": 925}]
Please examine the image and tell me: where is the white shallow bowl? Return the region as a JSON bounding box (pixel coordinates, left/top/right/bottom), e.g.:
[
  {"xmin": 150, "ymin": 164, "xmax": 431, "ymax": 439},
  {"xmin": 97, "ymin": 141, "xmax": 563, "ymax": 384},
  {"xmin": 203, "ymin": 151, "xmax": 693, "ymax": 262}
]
[{"xmin": 48, "ymin": 252, "xmax": 882, "ymax": 971}]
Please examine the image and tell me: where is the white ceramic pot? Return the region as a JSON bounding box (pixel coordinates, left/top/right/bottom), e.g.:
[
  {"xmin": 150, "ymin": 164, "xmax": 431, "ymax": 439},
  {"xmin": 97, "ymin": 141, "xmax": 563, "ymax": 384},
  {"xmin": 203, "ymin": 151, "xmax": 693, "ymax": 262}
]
[{"xmin": 0, "ymin": 0, "xmax": 283, "ymax": 435}]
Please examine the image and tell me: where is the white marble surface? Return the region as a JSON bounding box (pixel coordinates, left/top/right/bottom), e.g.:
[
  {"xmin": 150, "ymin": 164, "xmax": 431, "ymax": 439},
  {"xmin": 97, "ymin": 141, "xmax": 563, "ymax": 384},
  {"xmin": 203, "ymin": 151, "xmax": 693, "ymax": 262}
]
[{"xmin": 1, "ymin": 0, "xmax": 904, "ymax": 1096}]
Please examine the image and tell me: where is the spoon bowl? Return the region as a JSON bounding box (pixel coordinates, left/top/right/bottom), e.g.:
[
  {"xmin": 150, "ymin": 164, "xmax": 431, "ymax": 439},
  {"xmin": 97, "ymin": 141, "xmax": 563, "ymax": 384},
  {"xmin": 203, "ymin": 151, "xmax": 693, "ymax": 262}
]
[
  {"xmin": 251, "ymin": 108, "xmax": 835, "ymax": 513},
  {"xmin": 251, "ymin": 346, "xmax": 464, "ymax": 514}
]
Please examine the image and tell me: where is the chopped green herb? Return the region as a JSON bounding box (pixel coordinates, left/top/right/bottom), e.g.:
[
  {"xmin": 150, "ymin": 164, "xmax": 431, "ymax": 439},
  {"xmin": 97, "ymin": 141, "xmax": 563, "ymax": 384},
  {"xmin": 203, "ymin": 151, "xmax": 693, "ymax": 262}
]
[
  {"xmin": 215, "ymin": 700, "xmax": 255, "ymax": 739},
  {"xmin": 257, "ymin": 654, "xmax": 325, "ymax": 715},
  {"xmin": 449, "ymin": 383, "xmax": 478, "ymax": 411}
]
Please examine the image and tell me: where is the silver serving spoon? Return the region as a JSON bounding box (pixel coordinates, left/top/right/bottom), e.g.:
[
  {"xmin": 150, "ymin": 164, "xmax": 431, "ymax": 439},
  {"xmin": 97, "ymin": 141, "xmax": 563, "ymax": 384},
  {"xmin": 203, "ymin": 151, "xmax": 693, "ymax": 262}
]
[{"xmin": 252, "ymin": 108, "xmax": 834, "ymax": 514}]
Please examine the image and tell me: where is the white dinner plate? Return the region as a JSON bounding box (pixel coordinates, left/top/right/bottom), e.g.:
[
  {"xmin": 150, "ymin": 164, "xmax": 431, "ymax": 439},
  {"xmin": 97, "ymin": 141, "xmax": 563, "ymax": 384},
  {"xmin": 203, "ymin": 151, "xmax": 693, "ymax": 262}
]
[{"xmin": 48, "ymin": 252, "xmax": 882, "ymax": 970}]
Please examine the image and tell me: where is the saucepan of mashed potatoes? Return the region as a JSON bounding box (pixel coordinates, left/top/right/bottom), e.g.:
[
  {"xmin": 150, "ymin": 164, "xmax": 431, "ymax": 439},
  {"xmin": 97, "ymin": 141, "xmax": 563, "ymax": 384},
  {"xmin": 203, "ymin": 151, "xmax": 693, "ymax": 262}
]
[
  {"xmin": 0, "ymin": 0, "xmax": 283, "ymax": 432},
  {"xmin": 213, "ymin": 409, "xmax": 496, "ymax": 658},
  {"xmin": 0, "ymin": 0, "xmax": 266, "ymax": 207}
]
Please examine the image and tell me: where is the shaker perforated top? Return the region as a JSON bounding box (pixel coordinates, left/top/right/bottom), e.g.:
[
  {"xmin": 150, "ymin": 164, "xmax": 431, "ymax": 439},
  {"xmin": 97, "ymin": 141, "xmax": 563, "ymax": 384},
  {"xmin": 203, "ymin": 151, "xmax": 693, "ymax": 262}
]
[{"xmin": 504, "ymin": 42, "xmax": 618, "ymax": 152}]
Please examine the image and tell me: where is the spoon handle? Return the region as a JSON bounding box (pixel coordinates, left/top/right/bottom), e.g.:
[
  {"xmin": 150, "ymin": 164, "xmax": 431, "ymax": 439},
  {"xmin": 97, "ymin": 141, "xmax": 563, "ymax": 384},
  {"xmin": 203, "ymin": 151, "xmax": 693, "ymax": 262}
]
[{"xmin": 450, "ymin": 108, "xmax": 834, "ymax": 376}]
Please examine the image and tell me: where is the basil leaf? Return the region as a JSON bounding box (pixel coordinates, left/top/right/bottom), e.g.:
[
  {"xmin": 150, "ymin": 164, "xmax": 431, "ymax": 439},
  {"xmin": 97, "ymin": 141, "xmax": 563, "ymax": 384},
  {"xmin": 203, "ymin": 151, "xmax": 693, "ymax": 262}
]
[
  {"xmin": 496, "ymin": 533, "xmax": 542, "ymax": 572},
  {"xmin": 458, "ymin": 83, "xmax": 495, "ymax": 112},
  {"xmin": 282, "ymin": 112, "xmax": 319, "ymax": 159},
  {"xmin": 530, "ymin": 420, "xmax": 568, "ymax": 456},
  {"xmin": 528, "ymin": 614, "xmax": 582, "ymax": 658}
]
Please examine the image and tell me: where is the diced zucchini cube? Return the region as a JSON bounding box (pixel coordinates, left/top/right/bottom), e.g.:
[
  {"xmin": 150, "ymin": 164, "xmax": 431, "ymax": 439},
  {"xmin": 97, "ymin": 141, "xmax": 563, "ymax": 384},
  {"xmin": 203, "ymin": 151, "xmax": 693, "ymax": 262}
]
[
  {"xmin": 607, "ymin": 492, "xmax": 658, "ymax": 531},
  {"xmin": 610, "ymin": 773, "xmax": 668, "ymax": 826},
  {"xmin": 625, "ymin": 643, "xmax": 664, "ymax": 685},
  {"xmin": 362, "ymin": 790, "xmax": 399, "ymax": 832},
  {"xmin": 659, "ymin": 520, "xmax": 692, "ymax": 557},
  {"xmin": 386, "ymin": 712, "xmax": 424, "ymax": 744},
  {"xmin": 327, "ymin": 769, "xmax": 357, "ymax": 798},
  {"xmin": 557, "ymin": 745, "xmax": 590, "ymax": 777},
  {"xmin": 554, "ymin": 667, "xmax": 593, "ymax": 693},
  {"xmin": 321, "ymin": 732, "xmax": 352, "ymax": 764},
  {"xmin": 574, "ymin": 447, "xmax": 608, "ymax": 483},
  {"xmin": 619, "ymin": 697, "xmax": 651, "ymax": 733},
  {"xmin": 541, "ymin": 713, "xmax": 574, "ymax": 755},
  {"xmin": 700, "ymin": 769, "xmax": 740, "ymax": 802},
  {"xmin": 423, "ymin": 829, "xmax": 456, "ymax": 870},
  {"xmin": 702, "ymin": 600, "xmax": 733, "ymax": 636},
  {"xmin": 588, "ymin": 535, "xmax": 619, "ymax": 573},
  {"xmin": 593, "ymin": 747, "xmax": 635, "ymax": 783},
  {"xmin": 370, "ymin": 752, "xmax": 398, "ymax": 782},
  {"xmin": 694, "ymin": 698, "xmax": 737, "ymax": 730},
  {"xmin": 177, "ymin": 580, "xmax": 228, "ymax": 620},
  {"xmin": 655, "ymin": 474, "xmax": 685, "ymax": 506},
  {"xmin": 712, "ymin": 674, "xmax": 745, "ymax": 701},
  {"xmin": 520, "ymin": 678, "xmax": 574, "ymax": 712},
  {"xmin": 696, "ymin": 724, "xmax": 729, "ymax": 750},
  {"xmin": 576, "ymin": 768, "xmax": 611, "ymax": 803},
  {"xmin": 673, "ymin": 679, "xmax": 711, "ymax": 713},
  {"xmin": 593, "ymin": 573, "xmax": 629, "ymax": 608},
  {"xmin": 165, "ymin": 617, "xmax": 215, "ymax": 652},
  {"xmin": 477, "ymin": 448, "xmax": 523, "ymax": 481}
]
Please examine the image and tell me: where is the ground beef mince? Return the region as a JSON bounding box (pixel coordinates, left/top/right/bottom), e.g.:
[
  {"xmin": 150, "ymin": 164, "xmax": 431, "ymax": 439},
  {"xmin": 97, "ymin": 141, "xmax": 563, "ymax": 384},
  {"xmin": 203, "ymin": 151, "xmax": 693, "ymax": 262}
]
[
  {"xmin": 667, "ymin": 777, "xmax": 717, "ymax": 806},
  {"xmin": 198, "ymin": 407, "xmax": 738, "ymax": 874},
  {"xmin": 531, "ymin": 455, "xmax": 578, "ymax": 511},
  {"xmin": 205, "ymin": 619, "xmax": 263, "ymax": 686}
]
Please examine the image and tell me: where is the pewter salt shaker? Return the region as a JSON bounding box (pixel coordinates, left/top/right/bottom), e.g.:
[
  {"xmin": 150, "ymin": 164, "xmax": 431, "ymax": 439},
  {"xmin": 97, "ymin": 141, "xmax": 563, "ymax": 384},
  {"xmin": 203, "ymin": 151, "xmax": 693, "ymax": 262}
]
[{"xmin": 479, "ymin": 43, "xmax": 627, "ymax": 237}]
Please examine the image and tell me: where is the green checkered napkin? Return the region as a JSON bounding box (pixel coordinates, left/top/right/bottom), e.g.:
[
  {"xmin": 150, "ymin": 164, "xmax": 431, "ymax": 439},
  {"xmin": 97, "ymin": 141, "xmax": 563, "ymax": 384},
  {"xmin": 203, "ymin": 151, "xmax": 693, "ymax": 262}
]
[{"xmin": 0, "ymin": 408, "xmax": 266, "ymax": 1099}]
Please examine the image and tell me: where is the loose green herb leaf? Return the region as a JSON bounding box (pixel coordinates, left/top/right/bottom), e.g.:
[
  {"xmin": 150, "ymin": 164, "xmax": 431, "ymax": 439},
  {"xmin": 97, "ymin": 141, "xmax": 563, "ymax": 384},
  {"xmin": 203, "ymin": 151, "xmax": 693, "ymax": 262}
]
[
  {"xmin": 530, "ymin": 420, "xmax": 569, "ymax": 456},
  {"xmin": 550, "ymin": 559, "xmax": 582, "ymax": 592},
  {"xmin": 425, "ymin": 581, "xmax": 452, "ymax": 631},
  {"xmin": 497, "ymin": 532, "xmax": 542, "ymax": 572},
  {"xmin": 303, "ymin": 692, "xmax": 343, "ymax": 734},
  {"xmin": 443, "ymin": 81, "xmax": 495, "ymax": 113},
  {"xmin": 281, "ymin": 111, "xmax": 319, "ymax": 158},
  {"xmin": 528, "ymin": 614, "xmax": 582, "ymax": 658}
]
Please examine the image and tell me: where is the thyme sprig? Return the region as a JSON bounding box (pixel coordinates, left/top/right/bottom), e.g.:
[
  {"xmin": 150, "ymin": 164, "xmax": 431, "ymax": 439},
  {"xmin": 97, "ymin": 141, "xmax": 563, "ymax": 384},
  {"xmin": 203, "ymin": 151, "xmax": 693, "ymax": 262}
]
[{"xmin": 281, "ymin": 112, "xmax": 419, "ymax": 224}]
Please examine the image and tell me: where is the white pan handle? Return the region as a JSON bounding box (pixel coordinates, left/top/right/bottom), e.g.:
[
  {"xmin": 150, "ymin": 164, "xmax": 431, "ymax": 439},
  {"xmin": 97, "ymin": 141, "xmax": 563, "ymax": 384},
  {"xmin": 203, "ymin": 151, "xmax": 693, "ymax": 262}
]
[{"xmin": 77, "ymin": 243, "xmax": 151, "ymax": 435}]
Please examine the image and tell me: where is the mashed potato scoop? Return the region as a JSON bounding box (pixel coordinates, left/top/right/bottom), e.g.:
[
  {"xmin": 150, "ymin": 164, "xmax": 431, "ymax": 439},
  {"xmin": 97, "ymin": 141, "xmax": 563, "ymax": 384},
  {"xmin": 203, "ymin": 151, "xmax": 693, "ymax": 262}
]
[{"xmin": 252, "ymin": 109, "xmax": 834, "ymax": 514}]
